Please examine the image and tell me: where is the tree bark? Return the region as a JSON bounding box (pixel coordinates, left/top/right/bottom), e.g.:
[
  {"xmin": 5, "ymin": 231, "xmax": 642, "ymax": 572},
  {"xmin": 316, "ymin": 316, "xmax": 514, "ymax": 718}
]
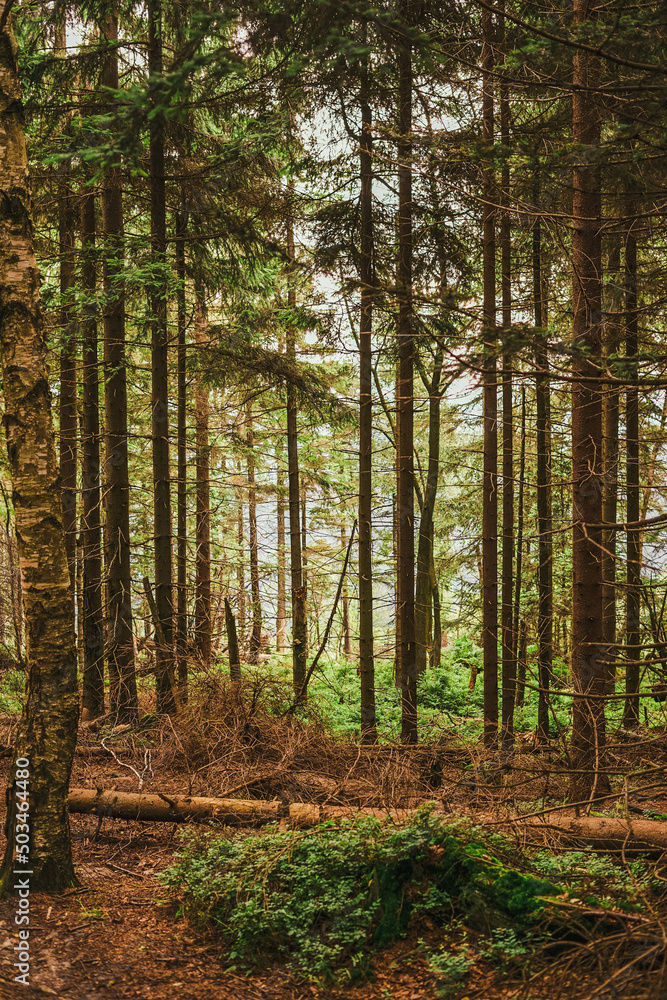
[
  {"xmin": 602, "ymin": 238, "xmax": 621, "ymax": 696},
  {"xmin": 0, "ymin": 11, "xmax": 79, "ymax": 892},
  {"xmin": 431, "ymin": 555, "xmax": 442, "ymax": 670},
  {"xmin": 56, "ymin": 19, "xmax": 77, "ymax": 599},
  {"xmin": 513, "ymin": 385, "xmax": 526, "ymax": 705},
  {"xmin": 101, "ymin": 8, "xmax": 138, "ymax": 722},
  {"xmin": 80, "ymin": 189, "xmax": 105, "ymax": 720},
  {"xmin": 175, "ymin": 204, "xmax": 188, "ymax": 700},
  {"xmin": 415, "ymin": 350, "xmax": 444, "ymax": 677},
  {"xmin": 481, "ymin": 5, "xmax": 498, "ymax": 750},
  {"xmin": 534, "ymin": 209, "xmax": 553, "ymax": 743},
  {"xmin": 246, "ymin": 398, "xmax": 262, "ymax": 663},
  {"xmin": 515, "ymin": 619, "xmax": 528, "ymax": 708},
  {"xmin": 623, "ymin": 200, "xmax": 640, "ymax": 728},
  {"xmin": 148, "ymin": 0, "xmax": 176, "ymax": 713},
  {"xmin": 64, "ymin": 788, "xmax": 667, "ymax": 852},
  {"xmin": 570, "ymin": 6, "xmax": 608, "ymax": 799},
  {"xmin": 286, "ymin": 196, "xmax": 307, "ymax": 692},
  {"xmin": 225, "ymin": 597, "xmax": 241, "ymax": 681},
  {"xmin": 358, "ymin": 44, "xmax": 377, "ymax": 740},
  {"xmin": 236, "ymin": 489, "xmax": 246, "ymax": 647},
  {"xmin": 276, "ymin": 443, "xmax": 288, "ymax": 652},
  {"xmin": 341, "ymin": 526, "xmax": 353, "ymax": 659},
  {"xmin": 68, "ymin": 788, "xmax": 282, "ymax": 825},
  {"xmin": 194, "ymin": 286, "xmax": 211, "ymax": 668},
  {"xmin": 397, "ymin": 21, "xmax": 416, "ymax": 744},
  {"xmin": 499, "ymin": 41, "xmax": 514, "ymax": 749},
  {"xmin": 301, "ymin": 488, "xmax": 309, "ymax": 657}
]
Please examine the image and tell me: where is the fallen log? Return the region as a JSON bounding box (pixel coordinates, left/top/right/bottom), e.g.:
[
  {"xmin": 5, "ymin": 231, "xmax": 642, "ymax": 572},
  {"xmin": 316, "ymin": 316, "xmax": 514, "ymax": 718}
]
[
  {"xmin": 67, "ymin": 789, "xmax": 285, "ymax": 826},
  {"xmin": 523, "ymin": 814, "xmax": 667, "ymax": 852},
  {"xmin": 66, "ymin": 789, "xmax": 667, "ymax": 851},
  {"xmin": 67, "ymin": 788, "xmax": 438, "ymax": 828}
]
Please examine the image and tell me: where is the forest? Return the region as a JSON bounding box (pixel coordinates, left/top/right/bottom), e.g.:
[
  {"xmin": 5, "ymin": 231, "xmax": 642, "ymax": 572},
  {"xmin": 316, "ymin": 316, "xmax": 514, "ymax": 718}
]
[{"xmin": 0, "ymin": 0, "xmax": 667, "ymax": 997}]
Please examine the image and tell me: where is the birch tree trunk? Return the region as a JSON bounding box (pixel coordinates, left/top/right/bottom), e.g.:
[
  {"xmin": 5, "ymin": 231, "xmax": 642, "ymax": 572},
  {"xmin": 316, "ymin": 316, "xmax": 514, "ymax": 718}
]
[{"xmin": 0, "ymin": 11, "xmax": 78, "ymax": 893}]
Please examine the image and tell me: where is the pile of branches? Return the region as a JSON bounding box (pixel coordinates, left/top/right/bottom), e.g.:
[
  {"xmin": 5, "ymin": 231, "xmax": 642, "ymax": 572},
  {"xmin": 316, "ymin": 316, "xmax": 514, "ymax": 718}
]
[{"xmin": 157, "ymin": 675, "xmax": 471, "ymax": 808}]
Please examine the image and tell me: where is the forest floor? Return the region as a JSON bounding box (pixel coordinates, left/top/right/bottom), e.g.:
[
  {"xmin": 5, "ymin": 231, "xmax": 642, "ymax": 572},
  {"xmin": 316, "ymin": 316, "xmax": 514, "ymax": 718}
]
[{"xmin": 0, "ymin": 673, "xmax": 665, "ymax": 999}]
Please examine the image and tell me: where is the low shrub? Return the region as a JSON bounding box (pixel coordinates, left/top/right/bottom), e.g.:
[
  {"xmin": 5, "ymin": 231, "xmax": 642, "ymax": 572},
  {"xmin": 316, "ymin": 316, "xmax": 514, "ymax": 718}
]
[{"xmin": 162, "ymin": 807, "xmax": 558, "ymax": 981}]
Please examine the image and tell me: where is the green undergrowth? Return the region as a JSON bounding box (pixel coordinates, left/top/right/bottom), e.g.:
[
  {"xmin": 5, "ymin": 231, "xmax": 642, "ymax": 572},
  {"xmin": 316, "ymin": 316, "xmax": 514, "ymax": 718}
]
[
  {"xmin": 263, "ymin": 641, "xmax": 666, "ymax": 742},
  {"xmin": 529, "ymin": 849, "xmax": 659, "ymax": 913},
  {"xmin": 163, "ymin": 807, "xmax": 663, "ymax": 986},
  {"xmin": 0, "ymin": 667, "xmax": 24, "ymax": 713},
  {"xmin": 163, "ymin": 806, "xmax": 563, "ymax": 981}
]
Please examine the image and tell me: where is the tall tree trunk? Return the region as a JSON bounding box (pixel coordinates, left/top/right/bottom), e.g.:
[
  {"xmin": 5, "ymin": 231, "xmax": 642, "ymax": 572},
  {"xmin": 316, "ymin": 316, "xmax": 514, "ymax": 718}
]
[
  {"xmin": 431, "ymin": 555, "xmax": 442, "ymax": 669},
  {"xmin": 358, "ymin": 43, "xmax": 377, "ymax": 740},
  {"xmin": 286, "ymin": 198, "xmax": 307, "ymax": 691},
  {"xmin": 276, "ymin": 443, "xmax": 288, "ymax": 652},
  {"xmin": 341, "ymin": 525, "xmax": 353, "ymax": 660},
  {"xmin": 194, "ymin": 286, "xmax": 211, "ymax": 668},
  {"xmin": 499, "ymin": 42, "xmax": 514, "ymax": 749},
  {"xmin": 76, "ymin": 523, "xmax": 84, "ymax": 670},
  {"xmin": 623, "ymin": 200, "xmax": 640, "ymax": 728},
  {"xmin": 148, "ymin": 0, "xmax": 176, "ymax": 713},
  {"xmin": 397, "ymin": 20, "xmax": 417, "ymax": 744},
  {"xmin": 301, "ymin": 488, "xmax": 309, "ymax": 657},
  {"xmin": 237, "ymin": 491, "xmax": 246, "ymax": 647},
  {"xmin": 481, "ymin": 6, "xmax": 498, "ymax": 749},
  {"xmin": 56, "ymin": 18, "xmax": 77, "ymax": 599},
  {"xmin": 393, "ymin": 489, "xmax": 401, "ymax": 686},
  {"xmin": 246, "ymin": 398, "xmax": 262, "ymax": 663},
  {"xmin": 0, "ymin": 10, "xmax": 78, "ymax": 892},
  {"xmin": 101, "ymin": 8, "xmax": 138, "ymax": 722},
  {"xmin": 570, "ymin": 5, "xmax": 608, "ymax": 798},
  {"xmin": 515, "ymin": 619, "xmax": 528, "ymax": 708},
  {"xmin": 513, "ymin": 384, "xmax": 526, "ymax": 705},
  {"xmin": 602, "ymin": 238, "xmax": 620, "ymax": 695},
  {"xmin": 225, "ymin": 597, "xmax": 241, "ymax": 681},
  {"xmin": 80, "ymin": 189, "xmax": 105, "ymax": 720},
  {"xmin": 175, "ymin": 204, "xmax": 188, "ymax": 700},
  {"xmin": 415, "ymin": 350, "xmax": 444, "ymax": 676},
  {"xmin": 534, "ymin": 208, "xmax": 553, "ymax": 742}
]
